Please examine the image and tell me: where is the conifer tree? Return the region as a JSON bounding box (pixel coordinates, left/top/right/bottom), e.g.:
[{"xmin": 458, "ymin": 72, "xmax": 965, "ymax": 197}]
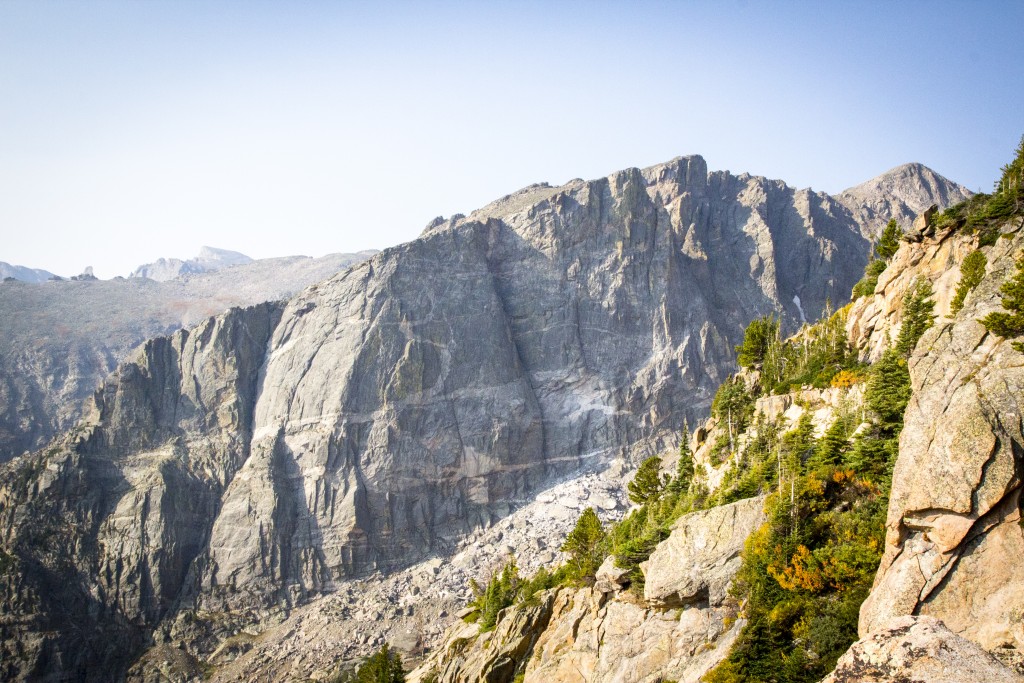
[
  {"xmin": 895, "ymin": 279, "xmax": 936, "ymax": 357},
  {"xmin": 561, "ymin": 507, "xmax": 605, "ymax": 578},
  {"xmin": 670, "ymin": 420, "xmax": 695, "ymax": 493},
  {"xmin": 808, "ymin": 418, "xmax": 848, "ymax": 469},
  {"xmin": 875, "ymin": 219, "xmax": 903, "ymax": 260},
  {"xmin": 346, "ymin": 643, "xmax": 406, "ymax": 683},
  {"xmin": 981, "ymin": 255, "xmax": 1024, "ymax": 352},
  {"xmin": 627, "ymin": 456, "xmax": 665, "ymax": 505}
]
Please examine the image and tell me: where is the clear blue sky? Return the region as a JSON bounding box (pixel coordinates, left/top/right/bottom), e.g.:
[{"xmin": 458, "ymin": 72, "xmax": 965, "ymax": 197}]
[{"xmin": 2, "ymin": 0, "xmax": 1022, "ymax": 278}]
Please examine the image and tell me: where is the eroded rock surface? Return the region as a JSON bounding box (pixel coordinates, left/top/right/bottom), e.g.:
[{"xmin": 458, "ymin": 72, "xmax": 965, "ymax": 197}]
[
  {"xmin": 822, "ymin": 616, "xmax": 1024, "ymax": 683},
  {"xmin": 858, "ymin": 229, "xmax": 1024, "ymax": 653},
  {"xmin": 642, "ymin": 494, "xmax": 767, "ymax": 607}
]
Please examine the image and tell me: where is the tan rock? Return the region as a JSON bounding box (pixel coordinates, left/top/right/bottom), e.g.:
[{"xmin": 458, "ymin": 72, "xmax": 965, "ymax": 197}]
[
  {"xmin": 859, "ymin": 230, "xmax": 1024, "ymax": 652},
  {"xmin": 822, "ymin": 616, "xmax": 1024, "ymax": 683},
  {"xmin": 642, "ymin": 495, "xmax": 767, "ymax": 607}
]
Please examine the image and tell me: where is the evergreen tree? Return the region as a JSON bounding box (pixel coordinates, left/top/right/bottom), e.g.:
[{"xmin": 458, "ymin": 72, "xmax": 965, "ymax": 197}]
[
  {"xmin": 875, "ymin": 219, "xmax": 903, "ymax": 260},
  {"xmin": 628, "ymin": 456, "xmax": 665, "ymax": 505},
  {"xmin": 736, "ymin": 315, "xmax": 780, "ymax": 368},
  {"xmin": 561, "ymin": 507, "xmax": 606, "ymax": 579},
  {"xmin": 808, "ymin": 418, "xmax": 848, "ymax": 469},
  {"xmin": 670, "ymin": 420, "xmax": 695, "ymax": 493},
  {"xmin": 950, "ymin": 250, "xmax": 987, "ymax": 315},
  {"xmin": 894, "ymin": 279, "xmax": 936, "ymax": 357},
  {"xmin": 866, "ymin": 348, "xmax": 911, "ymax": 431},
  {"xmin": 345, "ymin": 643, "xmax": 406, "ymax": 683},
  {"xmin": 981, "ymin": 255, "xmax": 1024, "ymax": 352}
]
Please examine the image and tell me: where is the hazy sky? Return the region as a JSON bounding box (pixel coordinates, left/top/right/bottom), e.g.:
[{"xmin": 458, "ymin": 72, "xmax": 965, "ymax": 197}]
[{"xmin": 2, "ymin": 1, "xmax": 1022, "ymax": 278}]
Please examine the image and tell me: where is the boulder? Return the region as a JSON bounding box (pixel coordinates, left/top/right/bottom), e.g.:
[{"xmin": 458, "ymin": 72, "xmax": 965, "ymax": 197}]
[
  {"xmin": 822, "ymin": 616, "xmax": 1024, "ymax": 683},
  {"xmin": 642, "ymin": 495, "xmax": 767, "ymax": 607}
]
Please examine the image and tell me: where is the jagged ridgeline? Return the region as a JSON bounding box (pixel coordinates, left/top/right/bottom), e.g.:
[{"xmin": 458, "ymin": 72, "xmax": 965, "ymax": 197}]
[
  {"xmin": 0, "ymin": 155, "xmax": 970, "ymax": 681},
  {"xmin": 412, "ymin": 139, "xmax": 1024, "ymax": 683}
]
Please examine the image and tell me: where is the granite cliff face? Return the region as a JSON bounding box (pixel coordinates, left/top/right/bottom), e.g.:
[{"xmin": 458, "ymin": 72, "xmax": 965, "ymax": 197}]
[
  {"xmin": 855, "ymin": 223, "xmax": 1024, "ymax": 658},
  {"xmin": 0, "ymin": 154, "xmax": 966, "ymax": 680}
]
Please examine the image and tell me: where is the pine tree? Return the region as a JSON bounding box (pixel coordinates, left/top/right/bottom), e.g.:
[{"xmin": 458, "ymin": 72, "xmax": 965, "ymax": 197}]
[
  {"xmin": 670, "ymin": 420, "xmax": 695, "ymax": 493},
  {"xmin": 950, "ymin": 250, "xmax": 987, "ymax": 315},
  {"xmin": 875, "ymin": 219, "xmax": 903, "ymax": 260},
  {"xmin": 736, "ymin": 315, "xmax": 780, "ymax": 368},
  {"xmin": 808, "ymin": 418, "xmax": 848, "ymax": 469},
  {"xmin": 895, "ymin": 279, "xmax": 936, "ymax": 357},
  {"xmin": 981, "ymin": 255, "xmax": 1024, "ymax": 352},
  {"xmin": 866, "ymin": 348, "xmax": 911, "ymax": 431},
  {"xmin": 561, "ymin": 507, "xmax": 605, "ymax": 579},
  {"xmin": 347, "ymin": 643, "xmax": 406, "ymax": 683},
  {"xmin": 628, "ymin": 456, "xmax": 665, "ymax": 505}
]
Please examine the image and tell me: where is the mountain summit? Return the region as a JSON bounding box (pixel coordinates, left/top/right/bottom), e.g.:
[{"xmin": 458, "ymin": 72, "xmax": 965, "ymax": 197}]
[
  {"xmin": 130, "ymin": 246, "xmax": 254, "ymax": 281},
  {"xmin": 837, "ymin": 161, "xmax": 974, "ymax": 238}
]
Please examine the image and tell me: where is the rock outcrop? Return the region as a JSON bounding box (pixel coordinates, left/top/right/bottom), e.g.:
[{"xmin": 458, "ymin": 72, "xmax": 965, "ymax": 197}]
[
  {"xmin": 822, "ymin": 616, "xmax": 1024, "ymax": 683},
  {"xmin": 642, "ymin": 495, "xmax": 766, "ymax": 608},
  {"xmin": 414, "ymin": 495, "xmax": 767, "ymax": 683},
  {"xmin": 858, "ymin": 225, "xmax": 1024, "ymax": 655}
]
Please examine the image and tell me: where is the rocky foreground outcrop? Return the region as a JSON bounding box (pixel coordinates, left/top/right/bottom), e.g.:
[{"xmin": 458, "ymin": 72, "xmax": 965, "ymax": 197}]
[
  {"xmin": 822, "ymin": 616, "xmax": 1024, "ymax": 683},
  {"xmin": 412, "ymin": 496, "xmax": 767, "ymax": 683},
  {"xmin": 0, "ymin": 155, "xmax": 964, "ymax": 680},
  {"xmin": 858, "ymin": 224, "xmax": 1024, "ymax": 655}
]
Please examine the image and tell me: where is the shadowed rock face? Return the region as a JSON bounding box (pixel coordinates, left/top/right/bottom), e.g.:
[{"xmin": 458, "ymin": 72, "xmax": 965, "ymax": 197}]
[{"xmin": 0, "ymin": 155, "xmax": 965, "ymax": 680}]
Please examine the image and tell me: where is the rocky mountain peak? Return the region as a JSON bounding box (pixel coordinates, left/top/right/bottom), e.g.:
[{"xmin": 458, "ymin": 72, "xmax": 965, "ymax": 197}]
[
  {"xmin": 130, "ymin": 246, "xmax": 254, "ymax": 281},
  {"xmin": 837, "ymin": 161, "xmax": 973, "ymax": 238}
]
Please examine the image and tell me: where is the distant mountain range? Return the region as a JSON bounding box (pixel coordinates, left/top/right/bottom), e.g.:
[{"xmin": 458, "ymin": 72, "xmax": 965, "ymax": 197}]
[
  {"xmin": 0, "ymin": 248, "xmax": 378, "ymax": 459},
  {"xmin": 130, "ymin": 246, "xmax": 256, "ymax": 281}
]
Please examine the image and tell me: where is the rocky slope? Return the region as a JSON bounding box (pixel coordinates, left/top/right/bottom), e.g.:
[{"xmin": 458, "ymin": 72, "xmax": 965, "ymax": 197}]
[
  {"xmin": 0, "ymin": 155, "xmax": 966, "ymax": 680},
  {"xmin": 0, "ymin": 249, "xmax": 376, "ymax": 462}
]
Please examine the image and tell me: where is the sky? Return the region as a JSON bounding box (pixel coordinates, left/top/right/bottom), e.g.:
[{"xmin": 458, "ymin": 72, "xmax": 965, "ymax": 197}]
[{"xmin": 1, "ymin": 1, "xmax": 1022, "ymax": 278}]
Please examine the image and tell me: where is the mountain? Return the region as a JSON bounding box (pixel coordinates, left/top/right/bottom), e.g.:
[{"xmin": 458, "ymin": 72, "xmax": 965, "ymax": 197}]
[
  {"xmin": 407, "ymin": 188, "xmax": 1024, "ymax": 683},
  {"xmin": 0, "ymin": 250, "xmax": 377, "ymax": 461},
  {"xmin": 130, "ymin": 246, "xmax": 255, "ymax": 281},
  {"xmin": 836, "ymin": 161, "xmax": 974, "ymax": 240},
  {"xmin": 0, "ymin": 154, "xmax": 968, "ymax": 681},
  {"xmin": 0, "ymin": 261, "xmax": 57, "ymax": 283}
]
